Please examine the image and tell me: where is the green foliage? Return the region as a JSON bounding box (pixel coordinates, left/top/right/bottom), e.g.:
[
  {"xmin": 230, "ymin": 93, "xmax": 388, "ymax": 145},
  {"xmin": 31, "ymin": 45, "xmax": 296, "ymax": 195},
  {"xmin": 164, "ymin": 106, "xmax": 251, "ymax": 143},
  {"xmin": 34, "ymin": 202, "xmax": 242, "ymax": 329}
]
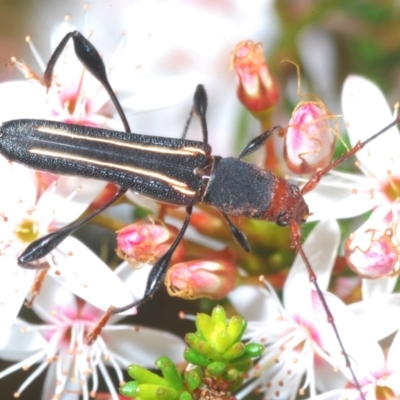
[{"xmin": 120, "ymin": 305, "xmax": 264, "ymax": 399}]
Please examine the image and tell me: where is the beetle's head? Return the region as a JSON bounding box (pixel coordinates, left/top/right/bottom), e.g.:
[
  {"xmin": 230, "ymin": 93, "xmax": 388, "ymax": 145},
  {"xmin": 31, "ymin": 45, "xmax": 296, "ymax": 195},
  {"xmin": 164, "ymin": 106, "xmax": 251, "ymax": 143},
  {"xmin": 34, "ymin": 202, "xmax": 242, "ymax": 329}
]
[
  {"xmin": 276, "ymin": 185, "xmax": 309, "ymax": 227},
  {"xmin": 264, "ymin": 181, "xmax": 309, "ymax": 228}
]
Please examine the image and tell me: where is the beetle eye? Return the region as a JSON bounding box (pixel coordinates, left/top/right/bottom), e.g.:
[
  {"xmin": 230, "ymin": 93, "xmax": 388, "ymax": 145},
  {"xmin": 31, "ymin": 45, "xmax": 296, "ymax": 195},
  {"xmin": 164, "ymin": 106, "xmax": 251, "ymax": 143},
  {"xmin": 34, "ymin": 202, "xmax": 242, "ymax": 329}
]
[
  {"xmin": 300, "ymin": 212, "xmax": 308, "ymax": 224},
  {"xmin": 290, "ymin": 184, "xmax": 301, "ymax": 195},
  {"xmin": 277, "ymin": 213, "xmax": 289, "ymax": 227}
]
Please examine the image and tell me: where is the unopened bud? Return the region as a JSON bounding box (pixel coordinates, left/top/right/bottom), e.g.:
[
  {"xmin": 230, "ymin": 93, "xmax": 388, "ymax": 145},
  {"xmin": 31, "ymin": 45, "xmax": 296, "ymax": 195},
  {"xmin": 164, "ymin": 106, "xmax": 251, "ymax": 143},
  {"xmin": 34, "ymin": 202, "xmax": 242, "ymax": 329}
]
[
  {"xmin": 89, "ymin": 183, "xmax": 119, "ymax": 211},
  {"xmin": 165, "ymin": 260, "xmax": 237, "ymax": 300},
  {"xmin": 116, "ymin": 220, "xmax": 185, "ymax": 265},
  {"xmin": 284, "ymin": 103, "xmax": 336, "ymax": 174},
  {"xmin": 345, "ymin": 229, "xmax": 399, "ymax": 279},
  {"xmin": 231, "ymin": 41, "xmax": 279, "ymax": 116}
]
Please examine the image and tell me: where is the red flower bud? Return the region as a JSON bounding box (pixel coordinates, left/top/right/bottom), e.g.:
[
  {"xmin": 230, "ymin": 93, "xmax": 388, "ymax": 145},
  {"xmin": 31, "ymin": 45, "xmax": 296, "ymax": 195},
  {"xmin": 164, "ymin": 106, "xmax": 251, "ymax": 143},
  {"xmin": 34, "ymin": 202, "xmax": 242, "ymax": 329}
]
[
  {"xmin": 116, "ymin": 220, "xmax": 185, "ymax": 266},
  {"xmin": 345, "ymin": 228, "xmax": 399, "ymax": 279},
  {"xmin": 165, "ymin": 260, "xmax": 237, "ymax": 300},
  {"xmin": 284, "ymin": 102, "xmax": 336, "ymax": 174},
  {"xmin": 231, "ymin": 41, "xmax": 279, "ymax": 116},
  {"xmin": 89, "ymin": 182, "xmax": 119, "ymax": 211}
]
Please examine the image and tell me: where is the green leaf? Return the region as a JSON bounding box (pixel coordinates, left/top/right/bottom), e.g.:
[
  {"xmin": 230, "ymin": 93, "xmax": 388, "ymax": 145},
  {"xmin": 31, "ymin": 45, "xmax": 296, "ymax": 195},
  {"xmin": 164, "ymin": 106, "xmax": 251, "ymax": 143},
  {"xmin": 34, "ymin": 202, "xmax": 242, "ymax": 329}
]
[
  {"xmin": 184, "ymin": 348, "xmax": 211, "ymax": 367},
  {"xmin": 135, "ymin": 384, "xmax": 178, "ymax": 400},
  {"xmin": 195, "ymin": 313, "xmax": 214, "ymax": 340},
  {"xmin": 185, "ymin": 335, "xmax": 221, "ymax": 360},
  {"xmin": 244, "ymin": 343, "xmax": 264, "ymax": 358},
  {"xmin": 206, "ymin": 361, "xmax": 227, "ymax": 376},
  {"xmin": 156, "ymin": 357, "xmax": 183, "ymax": 390},
  {"xmin": 211, "ymin": 330, "xmax": 232, "ymax": 353},
  {"xmin": 226, "ymin": 315, "xmax": 247, "ymax": 342},
  {"xmin": 211, "ymin": 305, "xmax": 227, "ymax": 325},
  {"xmin": 127, "ymin": 365, "xmax": 169, "ymax": 386},
  {"xmin": 179, "ymin": 391, "xmax": 194, "ymax": 400},
  {"xmin": 222, "ymin": 342, "xmax": 245, "ymax": 360},
  {"xmin": 119, "ymin": 381, "xmax": 139, "ymax": 398},
  {"xmin": 184, "ymin": 367, "xmax": 202, "ymax": 391}
]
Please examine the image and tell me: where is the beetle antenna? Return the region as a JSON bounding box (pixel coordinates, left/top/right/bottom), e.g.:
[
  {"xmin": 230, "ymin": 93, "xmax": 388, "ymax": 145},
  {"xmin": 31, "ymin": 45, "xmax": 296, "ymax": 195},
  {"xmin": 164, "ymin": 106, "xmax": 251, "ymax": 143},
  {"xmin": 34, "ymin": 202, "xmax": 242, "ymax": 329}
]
[
  {"xmin": 289, "ymin": 220, "xmax": 365, "ymax": 400},
  {"xmin": 301, "ymin": 116, "xmax": 400, "ymax": 195}
]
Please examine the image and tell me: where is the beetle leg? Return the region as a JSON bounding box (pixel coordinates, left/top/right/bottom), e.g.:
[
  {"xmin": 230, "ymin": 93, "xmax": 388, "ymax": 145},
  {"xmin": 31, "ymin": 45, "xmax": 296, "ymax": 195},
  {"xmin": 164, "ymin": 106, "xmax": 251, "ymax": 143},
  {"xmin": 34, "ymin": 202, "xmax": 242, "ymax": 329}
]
[
  {"xmin": 85, "ymin": 205, "xmax": 193, "ymax": 344},
  {"xmin": 222, "ymin": 213, "xmax": 250, "ymax": 252},
  {"xmin": 181, "ymin": 84, "xmax": 208, "ymax": 144},
  {"xmin": 122, "ymin": 205, "xmax": 192, "ymax": 309},
  {"xmin": 237, "ymin": 126, "xmax": 284, "ymax": 160},
  {"xmin": 43, "ymin": 30, "xmax": 131, "ymax": 133}
]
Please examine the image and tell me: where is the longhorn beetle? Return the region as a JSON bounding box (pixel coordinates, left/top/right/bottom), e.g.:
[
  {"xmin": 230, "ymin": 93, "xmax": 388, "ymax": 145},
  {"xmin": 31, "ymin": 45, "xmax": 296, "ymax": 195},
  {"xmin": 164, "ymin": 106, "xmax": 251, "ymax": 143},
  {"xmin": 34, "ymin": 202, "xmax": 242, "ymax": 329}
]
[{"xmin": 0, "ymin": 31, "xmax": 398, "ymax": 397}]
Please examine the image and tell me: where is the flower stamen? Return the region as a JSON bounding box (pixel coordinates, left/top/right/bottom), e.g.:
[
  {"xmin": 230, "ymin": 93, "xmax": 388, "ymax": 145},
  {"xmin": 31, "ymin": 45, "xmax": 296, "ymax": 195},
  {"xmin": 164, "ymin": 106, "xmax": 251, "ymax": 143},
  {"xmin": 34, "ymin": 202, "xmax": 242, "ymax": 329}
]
[
  {"xmin": 25, "ymin": 35, "xmax": 45, "ymax": 71},
  {"xmin": 15, "ymin": 219, "xmax": 40, "ymax": 243}
]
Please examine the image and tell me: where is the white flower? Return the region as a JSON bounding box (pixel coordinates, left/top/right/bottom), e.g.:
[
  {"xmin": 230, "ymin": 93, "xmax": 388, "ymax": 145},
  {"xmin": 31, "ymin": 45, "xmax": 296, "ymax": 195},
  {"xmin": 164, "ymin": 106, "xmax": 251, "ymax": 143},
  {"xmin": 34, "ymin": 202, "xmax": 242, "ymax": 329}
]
[
  {"xmin": 305, "ymin": 76, "xmax": 399, "ymax": 220},
  {"xmin": 305, "ymin": 76, "xmax": 400, "ymax": 295},
  {"xmin": 0, "ymin": 273, "xmax": 186, "ymax": 400},
  {"xmin": 229, "ymin": 220, "xmax": 354, "ymax": 400},
  {"xmin": 0, "ymin": 158, "xmax": 136, "ymax": 345},
  {"xmin": 309, "ymin": 294, "xmax": 400, "ymax": 400},
  {"xmin": 2, "ymin": 6, "xmax": 190, "ymax": 130},
  {"xmin": 0, "ymin": 6, "xmax": 190, "ymax": 340},
  {"xmin": 112, "ymin": 0, "xmax": 278, "ymax": 156}
]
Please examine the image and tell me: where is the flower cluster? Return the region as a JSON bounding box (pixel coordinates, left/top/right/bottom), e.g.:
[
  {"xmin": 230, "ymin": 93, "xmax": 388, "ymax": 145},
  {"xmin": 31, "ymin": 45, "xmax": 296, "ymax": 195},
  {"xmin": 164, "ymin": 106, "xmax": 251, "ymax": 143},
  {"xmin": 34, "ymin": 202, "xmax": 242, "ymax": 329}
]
[{"xmin": 0, "ymin": 2, "xmax": 399, "ymax": 400}]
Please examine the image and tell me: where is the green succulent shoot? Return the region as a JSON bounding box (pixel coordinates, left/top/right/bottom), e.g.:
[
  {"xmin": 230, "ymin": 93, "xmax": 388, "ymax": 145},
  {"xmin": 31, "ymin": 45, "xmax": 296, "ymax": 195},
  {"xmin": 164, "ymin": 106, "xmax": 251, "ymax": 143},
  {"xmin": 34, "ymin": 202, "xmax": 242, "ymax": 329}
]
[
  {"xmin": 120, "ymin": 305, "xmax": 263, "ymax": 399},
  {"xmin": 120, "ymin": 356, "xmax": 199, "ymax": 400},
  {"xmin": 184, "ymin": 305, "xmax": 263, "ymax": 391}
]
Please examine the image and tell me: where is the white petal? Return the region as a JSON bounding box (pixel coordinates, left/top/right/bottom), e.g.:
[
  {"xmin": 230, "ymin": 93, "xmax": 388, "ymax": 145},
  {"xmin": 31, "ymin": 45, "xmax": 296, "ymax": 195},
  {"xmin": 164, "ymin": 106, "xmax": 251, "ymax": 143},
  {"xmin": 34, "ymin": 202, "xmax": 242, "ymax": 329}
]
[
  {"xmin": 118, "ymin": 75, "xmax": 193, "ymax": 112},
  {"xmin": 314, "ymin": 359, "xmax": 348, "ymax": 393},
  {"xmin": 0, "ymin": 81, "xmax": 48, "ymax": 120},
  {"xmin": 341, "ymin": 75, "xmax": 400, "ymax": 180},
  {"xmin": 31, "ymin": 275, "xmax": 78, "ymax": 323},
  {"xmin": 41, "ymin": 362, "xmax": 80, "ymax": 400},
  {"xmin": 362, "ymin": 276, "xmax": 398, "ymax": 300},
  {"xmin": 36, "ymin": 177, "xmax": 107, "ymax": 228},
  {"xmin": 125, "ymin": 191, "xmax": 160, "ymax": 214},
  {"xmin": 48, "ymin": 236, "xmax": 134, "ymax": 313},
  {"xmin": 0, "ymin": 258, "xmax": 35, "ymax": 347},
  {"xmin": 284, "ymin": 219, "xmax": 340, "ymax": 313},
  {"xmin": 350, "ymin": 294, "xmax": 400, "ymax": 341},
  {"xmin": 311, "ymin": 290, "xmax": 385, "ymax": 380},
  {"xmin": 105, "ymin": 326, "xmax": 185, "ymax": 367},
  {"xmin": 303, "ymin": 388, "xmax": 360, "ymax": 400},
  {"xmin": 114, "ymin": 261, "xmax": 152, "ymax": 300},
  {"xmin": 0, "ymin": 157, "xmax": 38, "ymax": 211},
  {"xmin": 387, "ymin": 329, "xmax": 400, "ymax": 378},
  {"xmin": 0, "ymin": 318, "xmax": 47, "ymax": 358},
  {"xmin": 304, "ymin": 172, "xmax": 378, "ymax": 221},
  {"xmin": 228, "ymin": 285, "xmax": 271, "ymax": 321}
]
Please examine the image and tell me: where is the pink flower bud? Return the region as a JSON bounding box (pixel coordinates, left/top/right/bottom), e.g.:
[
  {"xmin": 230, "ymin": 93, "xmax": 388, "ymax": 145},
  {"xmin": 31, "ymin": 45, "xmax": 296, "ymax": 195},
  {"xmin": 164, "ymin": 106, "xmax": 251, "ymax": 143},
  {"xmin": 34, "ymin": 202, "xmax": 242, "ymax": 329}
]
[
  {"xmin": 231, "ymin": 41, "xmax": 279, "ymax": 115},
  {"xmin": 284, "ymin": 103, "xmax": 336, "ymax": 174},
  {"xmin": 116, "ymin": 220, "xmax": 185, "ymax": 265},
  {"xmin": 165, "ymin": 260, "xmax": 237, "ymax": 300},
  {"xmin": 344, "ymin": 229, "xmax": 399, "ymax": 279}
]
